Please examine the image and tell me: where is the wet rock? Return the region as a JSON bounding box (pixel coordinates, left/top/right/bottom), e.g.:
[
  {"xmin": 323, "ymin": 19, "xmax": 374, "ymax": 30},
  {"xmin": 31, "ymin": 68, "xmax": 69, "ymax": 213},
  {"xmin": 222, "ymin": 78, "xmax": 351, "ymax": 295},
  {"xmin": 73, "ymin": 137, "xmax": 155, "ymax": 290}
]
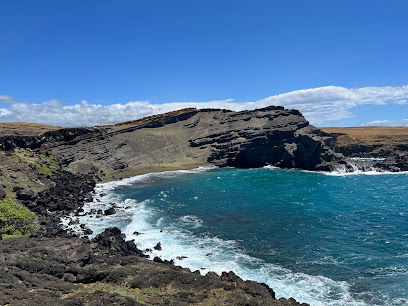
[
  {"xmin": 104, "ymin": 207, "xmax": 116, "ymax": 216},
  {"xmin": 377, "ymin": 153, "xmax": 408, "ymax": 171},
  {"xmin": 83, "ymin": 228, "xmax": 93, "ymax": 235},
  {"xmin": 109, "ymin": 202, "xmax": 119, "ymax": 208},
  {"xmin": 91, "ymin": 227, "xmax": 146, "ymax": 257},
  {"xmin": 153, "ymin": 242, "xmax": 162, "ymax": 250}
]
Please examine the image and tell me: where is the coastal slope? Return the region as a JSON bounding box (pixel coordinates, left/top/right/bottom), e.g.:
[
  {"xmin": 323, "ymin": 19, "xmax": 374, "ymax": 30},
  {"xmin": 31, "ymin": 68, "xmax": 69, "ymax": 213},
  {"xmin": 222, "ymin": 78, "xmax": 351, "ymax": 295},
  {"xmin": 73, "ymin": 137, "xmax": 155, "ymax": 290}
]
[{"xmin": 1, "ymin": 106, "xmax": 341, "ymax": 181}]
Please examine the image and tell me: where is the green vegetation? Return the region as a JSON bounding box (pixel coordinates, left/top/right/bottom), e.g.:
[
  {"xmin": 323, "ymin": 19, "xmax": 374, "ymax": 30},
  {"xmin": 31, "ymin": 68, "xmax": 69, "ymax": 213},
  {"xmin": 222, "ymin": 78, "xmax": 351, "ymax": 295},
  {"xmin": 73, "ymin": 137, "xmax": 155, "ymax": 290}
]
[
  {"xmin": 25, "ymin": 150, "xmax": 34, "ymax": 156},
  {"xmin": 45, "ymin": 156, "xmax": 60, "ymax": 169},
  {"xmin": 131, "ymin": 262, "xmax": 146, "ymax": 270},
  {"xmin": 41, "ymin": 154, "xmax": 60, "ymax": 168},
  {"xmin": 71, "ymin": 282, "xmax": 146, "ymax": 304},
  {"xmin": 34, "ymin": 162, "xmax": 53, "ymax": 176},
  {"xmin": 0, "ymin": 198, "xmax": 36, "ymax": 239}
]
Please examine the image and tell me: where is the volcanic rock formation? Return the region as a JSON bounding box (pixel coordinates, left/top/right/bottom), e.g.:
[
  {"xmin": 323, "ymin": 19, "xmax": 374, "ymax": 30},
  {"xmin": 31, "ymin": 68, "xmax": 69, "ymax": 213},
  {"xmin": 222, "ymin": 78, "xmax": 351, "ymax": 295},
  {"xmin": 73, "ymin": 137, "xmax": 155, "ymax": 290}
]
[{"xmin": 1, "ymin": 107, "xmax": 342, "ymax": 180}]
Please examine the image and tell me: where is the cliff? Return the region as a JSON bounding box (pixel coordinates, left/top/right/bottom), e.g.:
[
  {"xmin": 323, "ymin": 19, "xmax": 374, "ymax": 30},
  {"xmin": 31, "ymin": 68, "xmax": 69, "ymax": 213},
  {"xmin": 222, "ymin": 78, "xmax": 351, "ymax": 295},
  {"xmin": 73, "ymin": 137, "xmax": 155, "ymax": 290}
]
[
  {"xmin": 322, "ymin": 126, "xmax": 408, "ymax": 172},
  {"xmin": 321, "ymin": 126, "xmax": 408, "ymax": 157},
  {"xmin": 1, "ymin": 107, "xmax": 341, "ymax": 182}
]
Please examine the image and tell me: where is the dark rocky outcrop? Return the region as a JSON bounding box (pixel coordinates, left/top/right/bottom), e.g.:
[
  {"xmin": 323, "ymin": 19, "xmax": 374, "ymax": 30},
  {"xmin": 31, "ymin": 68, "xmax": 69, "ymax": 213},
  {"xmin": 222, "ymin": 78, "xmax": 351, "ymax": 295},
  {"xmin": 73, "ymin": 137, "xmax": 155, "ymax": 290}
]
[
  {"xmin": 190, "ymin": 107, "xmax": 339, "ymax": 171},
  {"xmin": 33, "ymin": 107, "xmax": 342, "ymax": 179},
  {"xmin": 16, "ymin": 189, "xmax": 37, "ymax": 201},
  {"xmin": 322, "ymin": 127, "xmax": 408, "ymax": 172},
  {"xmin": 0, "ymin": 228, "xmax": 308, "ymax": 305},
  {"xmin": 17, "ymin": 169, "xmax": 97, "ymax": 238},
  {"xmin": 0, "ymin": 127, "xmax": 101, "ymax": 151},
  {"xmin": 375, "ymin": 153, "xmax": 408, "ymax": 172},
  {"xmin": 103, "ymin": 207, "xmax": 116, "ymax": 216},
  {"xmin": 91, "ymin": 227, "xmax": 147, "ymax": 257}
]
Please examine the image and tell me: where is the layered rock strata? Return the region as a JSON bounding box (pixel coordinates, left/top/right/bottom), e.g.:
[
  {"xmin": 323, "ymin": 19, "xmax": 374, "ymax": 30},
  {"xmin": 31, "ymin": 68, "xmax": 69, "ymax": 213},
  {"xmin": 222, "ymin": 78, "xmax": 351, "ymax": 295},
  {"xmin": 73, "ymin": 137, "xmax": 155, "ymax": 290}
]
[{"xmin": 1, "ymin": 107, "xmax": 342, "ymax": 180}]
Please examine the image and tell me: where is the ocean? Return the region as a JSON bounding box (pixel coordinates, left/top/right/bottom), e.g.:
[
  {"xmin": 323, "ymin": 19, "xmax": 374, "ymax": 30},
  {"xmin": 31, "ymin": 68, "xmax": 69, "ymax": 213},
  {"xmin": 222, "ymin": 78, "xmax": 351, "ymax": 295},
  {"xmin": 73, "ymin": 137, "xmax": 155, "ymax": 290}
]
[{"xmin": 63, "ymin": 166, "xmax": 408, "ymax": 305}]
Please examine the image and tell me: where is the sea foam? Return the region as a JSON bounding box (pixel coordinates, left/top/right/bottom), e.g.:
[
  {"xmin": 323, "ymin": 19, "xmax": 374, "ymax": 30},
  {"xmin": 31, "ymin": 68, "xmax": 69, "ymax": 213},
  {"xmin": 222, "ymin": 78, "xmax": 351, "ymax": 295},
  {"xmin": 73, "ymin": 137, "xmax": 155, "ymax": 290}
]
[{"xmin": 61, "ymin": 166, "xmax": 372, "ymax": 306}]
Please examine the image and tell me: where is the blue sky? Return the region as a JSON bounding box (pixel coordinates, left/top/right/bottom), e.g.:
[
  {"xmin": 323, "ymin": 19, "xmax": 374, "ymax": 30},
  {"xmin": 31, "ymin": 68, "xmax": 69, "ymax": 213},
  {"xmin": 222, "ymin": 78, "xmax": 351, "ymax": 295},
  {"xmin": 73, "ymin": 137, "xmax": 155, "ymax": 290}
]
[{"xmin": 1, "ymin": 0, "xmax": 407, "ymax": 126}]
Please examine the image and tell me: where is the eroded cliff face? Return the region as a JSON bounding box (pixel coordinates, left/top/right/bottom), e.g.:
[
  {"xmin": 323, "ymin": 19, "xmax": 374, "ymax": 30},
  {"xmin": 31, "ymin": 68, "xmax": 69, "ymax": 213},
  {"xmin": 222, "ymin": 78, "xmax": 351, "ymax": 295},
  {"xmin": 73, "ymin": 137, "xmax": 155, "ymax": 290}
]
[
  {"xmin": 187, "ymin": 107, "xmax": 338, "ymax": 171},
  {"xmin": 0, "ymin": 107, "xmax": 338, "ymax": 306},
  {"xmin": 2, "ymin": 106, "xmax": 339, "ymax": 179}
]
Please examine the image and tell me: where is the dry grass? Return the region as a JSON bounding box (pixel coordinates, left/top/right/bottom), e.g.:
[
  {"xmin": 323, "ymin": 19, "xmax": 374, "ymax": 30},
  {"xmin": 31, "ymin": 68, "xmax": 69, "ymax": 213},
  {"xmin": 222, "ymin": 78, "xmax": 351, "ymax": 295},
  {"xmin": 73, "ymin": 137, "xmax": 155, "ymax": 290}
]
[
  {"xmin": 322, "ymin": 127, "xmax": 408, "ymax": 155},
  {"xmin": 322, "ymin": 126, "xmax": 408, "ymax": 143},
  {"xmin": 0, "ymin": 122, "xmax": 61, "ymax": 136},
  {"xmin": 322, "ymin": 126, "xmax": 408, "ymax": 138}
]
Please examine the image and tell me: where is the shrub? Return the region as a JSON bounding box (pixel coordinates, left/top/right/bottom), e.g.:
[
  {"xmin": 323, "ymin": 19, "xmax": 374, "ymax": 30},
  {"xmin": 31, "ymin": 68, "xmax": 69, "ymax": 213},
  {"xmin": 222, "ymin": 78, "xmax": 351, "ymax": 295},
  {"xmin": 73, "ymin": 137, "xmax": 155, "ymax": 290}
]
[
  {"xmin": 0, "ymin": 198, "xmax": 35, "ymax": 239},
  {"xmin": 34, "ymin": 163, "xmax": 53, "ymax": 176}
]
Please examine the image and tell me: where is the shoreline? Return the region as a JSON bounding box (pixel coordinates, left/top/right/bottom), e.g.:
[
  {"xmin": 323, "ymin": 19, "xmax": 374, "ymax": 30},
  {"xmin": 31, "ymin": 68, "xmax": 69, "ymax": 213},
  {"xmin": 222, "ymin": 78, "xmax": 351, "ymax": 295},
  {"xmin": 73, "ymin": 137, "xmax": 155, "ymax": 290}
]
[
  {"xmin": 2, "ymin": 164, "xmax": 310, "ymax": 305},
  {"xmin": 63, "ymin": 164, "xmax": 408, "ymax": 305}
]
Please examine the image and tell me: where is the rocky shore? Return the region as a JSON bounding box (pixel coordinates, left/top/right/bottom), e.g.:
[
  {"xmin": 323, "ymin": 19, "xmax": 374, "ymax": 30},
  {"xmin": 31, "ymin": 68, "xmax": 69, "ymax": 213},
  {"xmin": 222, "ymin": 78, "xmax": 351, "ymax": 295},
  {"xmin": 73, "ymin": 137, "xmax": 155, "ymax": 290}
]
[
  {"xmin": 1, "ymin": 106, "xmax": 331, "ymax": 305},
  {"xmin": 322, "ymin": 127, "xmax": 408, "ymax": 172},
  {"xmin": 1, "ymin": 107, "xmax": 408, "ymax": 305},
  {"xmin": 1, "ymin": 167, "xmax": 310, "ymax": 305}
]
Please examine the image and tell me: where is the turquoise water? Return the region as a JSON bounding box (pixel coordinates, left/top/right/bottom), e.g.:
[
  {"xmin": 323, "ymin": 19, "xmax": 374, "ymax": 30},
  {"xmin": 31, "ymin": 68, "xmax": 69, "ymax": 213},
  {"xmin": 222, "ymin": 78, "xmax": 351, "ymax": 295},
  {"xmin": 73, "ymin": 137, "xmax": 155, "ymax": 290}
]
[{"xmin": 70, "ymin": 167, "xmax": 408, "ymax": 305}]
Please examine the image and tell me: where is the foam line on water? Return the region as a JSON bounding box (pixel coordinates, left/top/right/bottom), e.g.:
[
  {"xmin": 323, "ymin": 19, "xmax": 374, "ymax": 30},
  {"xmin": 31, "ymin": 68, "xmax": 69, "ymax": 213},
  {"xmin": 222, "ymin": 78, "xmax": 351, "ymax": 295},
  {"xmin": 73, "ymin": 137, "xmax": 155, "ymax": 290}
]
[
  {"xmin": 263, "ymin": 165, "xmax": 408, "ymax": 176},
  {"xmin": 122, "ymin": 201, "xmax": 367, "ymax": 306},
  {"xmin": 60, "ymin": 166, "xmax": 217, "ymax": 236},
  {"xmin": 101, "ymin": 166, "xmax": 218, "ymax": 191},
  {"xmin": 63, "ymin": 199, "xmax": 367, "ymax": 303}
]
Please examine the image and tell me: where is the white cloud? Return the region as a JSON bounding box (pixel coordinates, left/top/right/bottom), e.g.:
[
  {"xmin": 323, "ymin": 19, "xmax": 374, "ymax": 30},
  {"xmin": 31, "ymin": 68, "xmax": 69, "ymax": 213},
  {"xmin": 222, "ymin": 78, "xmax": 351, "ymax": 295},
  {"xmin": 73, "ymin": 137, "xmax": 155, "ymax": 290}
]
[
  {"xmin": 258, "ymin": 85, "xmax": 408, "ymax": 125},
  {"xmin": 0, "ymin": 85, "xmax": 407, "ymax": 127},
  {"xmin": 0, "ymin": 95, "xmax": 16, "ymax": 104},
  {"xmin": 395, "ymin": 99, "xmax": 408, "ymax": 105},
  {"xmin": 364, "ymin": 119, "xmax": 408, "ymax": 126}
]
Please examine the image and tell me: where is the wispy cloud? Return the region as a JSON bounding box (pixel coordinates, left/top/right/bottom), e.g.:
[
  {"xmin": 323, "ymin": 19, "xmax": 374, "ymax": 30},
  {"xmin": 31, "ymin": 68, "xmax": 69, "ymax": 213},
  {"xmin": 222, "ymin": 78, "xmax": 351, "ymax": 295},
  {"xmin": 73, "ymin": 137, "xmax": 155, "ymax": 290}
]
[
  {"xmin": 258, "ymin": 86, "xmax": 408, "ymax": 125},
  {"xmin": 0, "ymin": 95, "xmax": 16, "ymax": 104},
  {"xmin": 0, "ymin": 85, "xmax": 407, "ymax": 127},
  {"xmin": 364, "ymin": 119, "xmax": 408, "ymax": 126}
]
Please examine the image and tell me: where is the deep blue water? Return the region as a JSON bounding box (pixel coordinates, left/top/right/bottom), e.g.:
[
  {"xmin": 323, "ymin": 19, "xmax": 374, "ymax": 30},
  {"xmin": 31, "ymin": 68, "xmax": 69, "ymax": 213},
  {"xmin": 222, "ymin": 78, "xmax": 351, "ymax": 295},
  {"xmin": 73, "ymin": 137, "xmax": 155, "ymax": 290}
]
[{"xmin": 71, "ymin": 167, "xmax": 408, "ymax": 305}]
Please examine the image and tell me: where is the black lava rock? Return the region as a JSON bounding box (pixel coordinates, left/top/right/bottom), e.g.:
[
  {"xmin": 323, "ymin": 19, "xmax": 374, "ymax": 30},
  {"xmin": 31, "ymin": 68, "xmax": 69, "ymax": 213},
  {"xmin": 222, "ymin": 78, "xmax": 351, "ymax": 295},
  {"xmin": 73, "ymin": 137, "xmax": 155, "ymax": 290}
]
[
  {"xmin": 104, "ymin": 207, "xmax": 116, "ymax": 216},
  {"xmin": 16, "ymin": 189, "xmax": 37, "ymax": 201},
  {"xmin": 92, "ymin": 227, "xmax": 146, "ymax": 257}
]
